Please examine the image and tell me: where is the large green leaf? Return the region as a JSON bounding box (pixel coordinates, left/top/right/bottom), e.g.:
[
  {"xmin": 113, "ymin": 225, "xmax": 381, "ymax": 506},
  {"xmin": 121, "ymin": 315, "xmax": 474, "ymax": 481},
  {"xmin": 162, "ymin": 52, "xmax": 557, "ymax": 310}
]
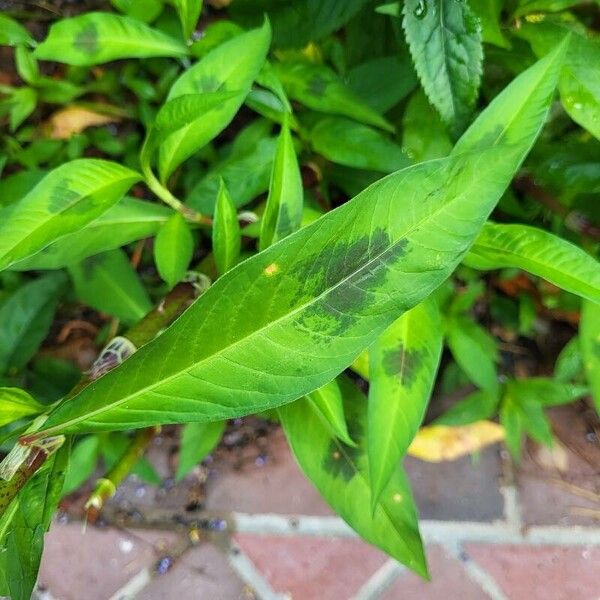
[
  {"xmin": 279, "ymin": 377, "xmax": 427, "ymax": 577},
  {"xmin": 403, "ymin": 0, "xmax": 483, "ymax": 128},
  {"xmin": 69, "ymin": 249, "xmax": 152, "ymax": 324},
  {"xmin": 465, "ymin": 222, "xmax": 600, "ymax": 303},
  {"xmin": 10, "ymin": 198, "xmax": 170, "ymax": 271},
  {"xmin": 32, "ymin": 44, "xmax": 566, "ymax": 437},
  {"xmin": 309, "ymin": 116, "xmax": 410, "ymax": 173},
  {"xmin": 259, "ymin": 118, "xmax": 303, "ymax": 250},
  {"xmin": 273, "ymin": 60, "xmax": 394, "ymax": 132},
  {"xmin": 367, "ymin": 298, "xmax": 442, "ymax": 509},
  {"xmin": 581, "ymin": 299, "xmax": 600, "ymax": 414},
  {"xmin": 0, "ymin": 160, "xmax": 140, "ymax": 271},
  {"xmin": 0, "ymin": 273, "xmax": 67, "ymax": 374},
  {"xmin": 158, "ymin": 21, "xmax": 271, "ymax": 181},
  {"xmin": 34, "ymin": 12, "xmax": 188, "ymax": 66}
]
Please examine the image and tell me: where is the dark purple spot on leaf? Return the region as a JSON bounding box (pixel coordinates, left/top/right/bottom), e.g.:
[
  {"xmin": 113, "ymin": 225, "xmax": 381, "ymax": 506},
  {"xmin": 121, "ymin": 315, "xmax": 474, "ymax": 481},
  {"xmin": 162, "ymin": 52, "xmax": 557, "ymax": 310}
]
[{"xmin": 382, "ymin": 344, "xmax": 424, "ymax": 388}]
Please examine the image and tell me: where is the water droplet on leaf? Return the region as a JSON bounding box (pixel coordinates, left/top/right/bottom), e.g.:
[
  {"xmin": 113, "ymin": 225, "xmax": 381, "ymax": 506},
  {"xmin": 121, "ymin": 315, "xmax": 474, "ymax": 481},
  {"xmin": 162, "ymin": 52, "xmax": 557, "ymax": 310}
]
[{"xmin": 414, "ymin": 0, "xmax": 427, "ymax": 19}]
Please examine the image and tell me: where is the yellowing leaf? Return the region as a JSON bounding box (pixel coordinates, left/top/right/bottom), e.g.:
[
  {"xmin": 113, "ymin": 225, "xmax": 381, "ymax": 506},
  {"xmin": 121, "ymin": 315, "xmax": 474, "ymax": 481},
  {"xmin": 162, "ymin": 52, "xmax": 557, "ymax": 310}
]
[
  {"xmin": 43, "ymin": 106, "xmax": 119, "ymax": 139},
  {"xmin": 407, "ymin": 421, "xmax": 505, "ymax": 462}
]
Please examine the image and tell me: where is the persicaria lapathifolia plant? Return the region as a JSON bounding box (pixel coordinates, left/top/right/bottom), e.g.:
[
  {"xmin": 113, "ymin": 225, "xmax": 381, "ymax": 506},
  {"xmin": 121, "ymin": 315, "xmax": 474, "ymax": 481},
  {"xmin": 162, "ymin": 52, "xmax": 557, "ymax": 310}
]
[{"xmin": 1, "ymin": 1, "xmax": 600, "ymax": 596}]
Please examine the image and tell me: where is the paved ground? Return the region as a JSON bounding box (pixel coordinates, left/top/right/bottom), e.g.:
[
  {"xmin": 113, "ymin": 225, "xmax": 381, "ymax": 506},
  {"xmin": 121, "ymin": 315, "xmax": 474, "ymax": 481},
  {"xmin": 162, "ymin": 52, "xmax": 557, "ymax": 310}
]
[{"xmin": 36, "ymin": 405, "xmax": 600, "ymax": 600}]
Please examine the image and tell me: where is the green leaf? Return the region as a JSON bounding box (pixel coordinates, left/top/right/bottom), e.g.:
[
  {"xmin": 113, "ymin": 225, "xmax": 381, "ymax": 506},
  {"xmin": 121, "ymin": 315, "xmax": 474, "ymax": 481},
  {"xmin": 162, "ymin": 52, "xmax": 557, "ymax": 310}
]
[
  {"xmin": 62, "ymin": 435, "xmax": 100, "ymax": 496},
  {"xmin": 158, "ymin": 20, "xmax": 271, "ymax": 181},
  {"xmin": 368, "ymin": 298, "xmax": 442, "ymax": 509},
  {"xmin": 500, "ymin": 394, "xmax": 524, "ymax": 460},
  {"xmin": 403, "ymin": 0, "xmax": 483, "ymax": 128},
  {"xmin": 154, "ymin": 212, "xmax": 195, "ymax": 288},
  {"xmin": 514, "ymin": 0, "xmax": 584, "ymax": 17},
  {"xmin": 0, "ymin": 273, "xmax": 66, "ymax": 374},
  {"xmin": 172, "ymin": 0, "xmax": 203, "ymax": 40},
  {"xmin": 0, "ymin": 14, "xmax": 35, "ymax": 47},
  {"xmin": 186, "ymin": 136, "xmax": 277, "ymax": 214},
  {"xmin": 279, "ymin": 377, "xmax": 427, "ymax": 577},
  {"xmin": 469, "ymin": 0, "xmax": 509, "ymax": 49},
  {"xmin": 175, "ymin": 420, "xmax": 225, "ymax": 481},
  {"xmin": 554, "ymin": 336, "xmax": 582, "ymax": 383},
  {"xmin": 5, "ymin": 87, "xmax": 37, "ymax": 132},
  {"xmin": 309, "ymin": 116, "xmax": 410, "ymax": 173},
  {"xmin": 507, "ymin": 377, "xmax": 588, "ymax": 407},
  {"xmin": 434, "ymin": 389, "xmax": 500, "ymax": 426},
  {"xmin": 273, "ymin": 60, "xmax": 394, "ymax": 132},
  {"xmin": 259, "ymin": 119, "xmax": 303, "ymax": 250},
  {"xmin": 346, "ymin": 55, "xmax": 418, "ymax": 114},
  {"xmin": 0, "ymin": 388, "xmax": 44, "ymax": 428},
  {"xmin": 230, "ymin": 0, "xmax": 370, "ymax": 48},
  {"xmin": 402, "ymin": 90, "xmax": 452, "ymax": 163},
  {"xmin": 212, "ymin": 180, "xmax": 241, "ymax": 276},
  {"xmin": 581, "ymin": 299, "xmax": 600, "ymax": 414},
  {"xmin": 34, "ymin": 48, "xmax": 565, "ymax": 436},
  {"xmin": 111, "ymin": 0, "xmax": 165, "ymax": 23},
  {"xmin": 307, "ymin": 379, "xmax": 355, "ymax": 447},
  {"xmin": 465, "ymin": 222, "xmax": 600, "ymax": 304},
  {"xmin": 34, "ymin": 12, "xmax": 188, "ymax": 66},
  {"xmin": 0, "ymin": 159, "xmax": 140, "ymax": 271},
  {"xmin": 446, "ymin": 316, "xmax": 499, "ymax": 395},
  {"xmin": 10, "ymin": 198, "xmax": 171, "ymax": 271},
  {"xmin": 69, "ymin": 249, "xmax": 152, "ymax": 324}
]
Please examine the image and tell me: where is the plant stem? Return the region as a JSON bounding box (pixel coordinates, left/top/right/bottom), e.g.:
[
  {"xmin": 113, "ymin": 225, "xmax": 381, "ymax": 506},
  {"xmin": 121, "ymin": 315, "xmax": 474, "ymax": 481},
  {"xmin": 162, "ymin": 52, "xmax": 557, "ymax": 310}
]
[{"xmin": 85, "ymin": 426, "xmax": 159, "ymax": 523}]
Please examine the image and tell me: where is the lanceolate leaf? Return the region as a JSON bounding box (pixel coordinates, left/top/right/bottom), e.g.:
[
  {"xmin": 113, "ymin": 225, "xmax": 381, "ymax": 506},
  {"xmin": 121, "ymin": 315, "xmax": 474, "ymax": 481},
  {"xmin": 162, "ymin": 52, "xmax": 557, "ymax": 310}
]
[
  {"xmin": 0, "ymin": 14, "xmax": 35, "ymax": 47},
  {"xmin": 259, "ymin": 119, "xmax": 303, "ymax": 250},
  {"xmin": 0, "ymin": 273, "xmax": 67, "ymax": 374},
  {"xmin": 0, "ymin": 159, "xmax": 140, "ymax": 271},
  {"xmin": 279, "ymin": 377, "xmax": 427, "ymax": 577},
  {"xmin": 10, "ymin": 198, "xmax": 171, "ymax": 271},
  {"xmin": 581, "ymin": 300, "xmax": 600, "ymax": 414},
  {"xmin": 403, "ymin": 0, "xmax": 483, "ymax": 128},
  {"xmin": 307, "ymin": 379, "xmax": 354, "ymax": 447},
  {"xmin": 158, "ymin": 21, "xmax": 271, "ymax": 181},
  {"xmin": 33, "ymin": 45, "xmax": 566, "ymax": 437},
  {"xmin": 69, "ymin": 249, "xmax": 151, "ymax": 324},
  {"xmin": 367, "ymin": 298, "xmax": 442, "ymax": 509},
  {"xmin": 176, "ymin": 420, "xmax": 225, "ymax": 481},
  {"xmin": 466, "ymin": 223, "xmax": 600, "ymax": 303},
  {"xmin": 212, "ymin": 180, "xmax": 241, "ymax": 276},
  {"xmin": 0, "ymin": 389, "xmax": 45, "ymax": 428},
  {"xmin": 34, "ymin": 12, "xmax": 188, "ymax": 66},
  {"xmin": 154, "ymin": 212, "xmax": 195, "ymax": 288},
  {"xmin": 173, "ymin": 0, "xmax": 203, "ymax": 40}
]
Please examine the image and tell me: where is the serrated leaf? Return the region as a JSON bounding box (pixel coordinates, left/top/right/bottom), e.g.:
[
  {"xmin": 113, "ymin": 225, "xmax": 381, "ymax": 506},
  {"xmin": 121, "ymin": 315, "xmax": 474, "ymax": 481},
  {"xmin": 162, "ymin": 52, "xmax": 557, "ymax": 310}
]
[
  {"xmin": 465, "ymin": 222, "xmax": 600, "ymax": 303},
  {"xmin": 581, "ymin": 299, "xmax": 600, "ymax": 414},
  {"xmin": 154, "ymin": 212, "xmax": 195, "ymax": 288},
  {"xmin": 368, "ymin": 299, "xmax": 442, "ymax": 508},
  {"xmin": 403, "ymin": 0, "xmax": 483, "ymax": 128},
  {"xmin": 310, "ymin": 116, "xmax": 410, "ymax": 173},
  {"xmin": 0, "ymin": 273, "xmax": 67, "ymax": 374},
  {"xmin": 212, "ymin": 180, "xmax": 241, "ymax": 276},
  {"xmin": 273, "ymin": 60, "xmax": 394, "ymax": 132},
  {"xmin": 32, "ymin": 47, "xmax": 565, "ymax": 437},
  {"xmin": 259, "ymin": 119, "xmax": 303, "ymax": 250},
  {"xmin": 0, "ymin": 159, "xmax": 140, "ymax": 271},
  {"xmin": 158, "ymin": 20, "xmax": 271, "ymax": 181},
  {"xmin": 307, "ymin": 379, "xmax": 355, "ymax": 447},
  {"xmin": 279, "ymin": 377, "xmax": 427, "ymax": 577},
  {"xmin": 175, "ymin": 420, "xmax": 225, "ymax": 481},
  {"xmin": 69, "ymin": 249, "xmax": 152, "ymax": 324},
  {"xmin": 11, "ymin": 198, "xmax": 171, "ymax": 271},
  {"xmin": 172, "ymin": 0, "xmax": 203, "ymax": 40},
  {"xmin": 0, "ymin": 14, "xmax": 35, "ymax": 47},
  {"xmin": 0, "ymin": 388, "xmax": 45, "ymax": 428},
  {"xmin": 34, "ymin": 12, "xmax": 188, "ymax": 66}
]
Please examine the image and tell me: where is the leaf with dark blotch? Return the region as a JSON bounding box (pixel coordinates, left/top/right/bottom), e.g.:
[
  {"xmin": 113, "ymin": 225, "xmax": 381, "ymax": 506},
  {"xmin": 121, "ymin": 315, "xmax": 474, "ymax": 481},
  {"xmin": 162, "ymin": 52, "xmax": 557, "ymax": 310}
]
[
  {"xmin": 368, "ymin": 298, "xmax": 442, "ymax": 509},
  {"xmin": 32, "ymin": 44, "xmax": 566, "ymax": 437},
  {"xmin": 280, "ymin": 376, "xmax": 427, "ymax": 577}
]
